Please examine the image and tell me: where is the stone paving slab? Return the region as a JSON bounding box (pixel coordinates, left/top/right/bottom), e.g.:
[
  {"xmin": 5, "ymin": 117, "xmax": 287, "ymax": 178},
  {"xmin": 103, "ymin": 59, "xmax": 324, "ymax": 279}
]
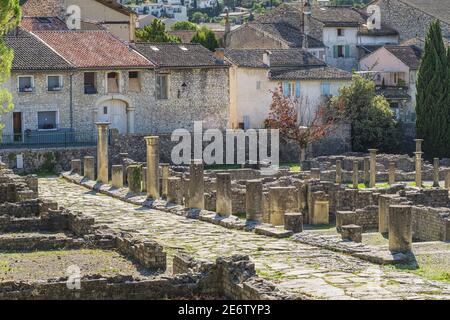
[{"xmin": 38, "ymin": 177, "xmax": 450, "ymax": 300}]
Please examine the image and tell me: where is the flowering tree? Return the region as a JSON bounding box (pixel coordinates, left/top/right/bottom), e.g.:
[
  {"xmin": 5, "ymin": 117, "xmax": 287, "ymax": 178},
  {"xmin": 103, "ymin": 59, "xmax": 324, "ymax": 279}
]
[{"xmin": 265, "ymin": 85, "xmax": 341, "ymax": 162}]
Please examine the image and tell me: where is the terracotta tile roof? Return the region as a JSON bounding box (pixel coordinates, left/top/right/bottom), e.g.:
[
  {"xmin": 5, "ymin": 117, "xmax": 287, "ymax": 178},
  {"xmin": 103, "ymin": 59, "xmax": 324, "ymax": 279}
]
[
  {"xmin": 20, "ymin": 17, "xmax": 69, "ymax": 31},
  {"xmin": 3, "ymin": 32, "xmax": 73, "ymax": 71},
  {"xmin": 134, "ymin": 43, "xmax": 229, "ymax": 68},
  {"xmin": 33, "ymin": 30, "xmax": 153, "ymax": 69},
  {"xmin": 20, "ymin": 0, "xmax": 134, "ymax": 17},
  {"xmin": 397, "ymin": 0, "xmax": 450, "ymax": 25}
]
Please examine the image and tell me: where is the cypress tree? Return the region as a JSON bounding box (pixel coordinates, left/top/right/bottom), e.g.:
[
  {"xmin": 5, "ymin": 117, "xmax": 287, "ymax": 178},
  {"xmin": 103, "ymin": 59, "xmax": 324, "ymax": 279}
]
[{"xmin": 416, "ymin": 20, "xmax": 449, "ymax": 158}]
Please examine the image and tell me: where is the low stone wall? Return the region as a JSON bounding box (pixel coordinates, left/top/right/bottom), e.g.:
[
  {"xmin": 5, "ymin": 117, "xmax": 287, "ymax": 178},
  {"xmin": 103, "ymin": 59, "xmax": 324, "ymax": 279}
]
[
  {"xmin": 411, "ymin": 206, "xmax": 450, "ymax": 241},
  {"xmin": 115, "ymin": 236, "xmax": 166, "ymax": 271},
  {"xmin": 0, "ymin": 147, "xmax": 96, "ymax": 173}
]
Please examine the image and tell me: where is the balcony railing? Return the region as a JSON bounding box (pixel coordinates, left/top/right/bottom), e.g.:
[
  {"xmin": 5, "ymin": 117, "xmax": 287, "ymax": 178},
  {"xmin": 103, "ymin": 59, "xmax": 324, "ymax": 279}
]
[{"xmin": 0, "ymin": 130, "xmax": 97, "ymax": 149}]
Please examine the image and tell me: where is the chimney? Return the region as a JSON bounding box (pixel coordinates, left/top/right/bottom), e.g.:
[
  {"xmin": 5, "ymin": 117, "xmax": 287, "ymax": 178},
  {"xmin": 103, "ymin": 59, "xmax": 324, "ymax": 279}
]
[
  {"xmin": 263, "ymin": 50, "xmax": 271, "ymax": 67},
  {"xmin": 302, "ymin": 0, "xmax": 312, "ymax": 49},
  {"xmin": 214, "ymin": 48, "xmax": 225, "ymax": 64}
]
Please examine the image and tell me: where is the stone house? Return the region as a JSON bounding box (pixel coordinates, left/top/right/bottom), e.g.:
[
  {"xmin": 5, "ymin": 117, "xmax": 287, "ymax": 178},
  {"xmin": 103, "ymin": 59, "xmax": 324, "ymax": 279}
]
[
  {"xmin": 359, "ymin": 44, "xmax": 422, "ymax": 122},
  {"xmin": 225, "ymin": 48, "xmax": 352, "ymax": 129},
  {"xmin": 132, "ymin": 43, "xmax": 230, "ymax": 132},
  {"xmin": 369, "ymin": 0, "xmax": 450, "ymax": 41},
  {"xmin": 226, "ymin": 2, "xmax": 399, "ymax": 71},
  {"xmin": 20, "ymin": 0, "xmax": 137, "ymax": 42},
  {"xmin": 1, "ymin": 30, "xmax": 230, "ymax": 142}
]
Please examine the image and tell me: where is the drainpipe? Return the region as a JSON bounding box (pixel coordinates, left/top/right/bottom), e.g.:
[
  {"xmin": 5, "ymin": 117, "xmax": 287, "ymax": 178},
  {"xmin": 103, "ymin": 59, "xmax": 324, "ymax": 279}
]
[{"xmin": 70, "ymin": 73, "xmax": 74, "ymax": 130}]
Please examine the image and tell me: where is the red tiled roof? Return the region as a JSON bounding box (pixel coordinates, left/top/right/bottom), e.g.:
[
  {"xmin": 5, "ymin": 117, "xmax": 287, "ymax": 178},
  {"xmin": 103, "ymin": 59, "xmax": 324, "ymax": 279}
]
[
  {"xmin": 21, "ymin": 17, "xmax": 69, "ymax": 32},
  {"xmin": 33, "ymin": 30, "xmax": 153, "ymax": 69}
]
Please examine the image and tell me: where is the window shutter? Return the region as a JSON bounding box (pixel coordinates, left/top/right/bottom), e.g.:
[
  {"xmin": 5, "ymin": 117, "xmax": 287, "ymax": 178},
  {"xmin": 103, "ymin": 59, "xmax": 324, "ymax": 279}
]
[
  {"xmin": 345, "ymin": 45, "xmax": 350, "ymax": 58},
  {"xmin": 321, "ymin": 83, "xmax": 330, "ymax": 96},
  {"xmin": 295, "ymin": 81, "xmax": 301, "ymax": 98},
  {"xmin": 282, "ymin": 82, "xmax": 289, "ymax": 97},
  {"xmin": 333, "ymin": 46, "xmax": 338, "ymax": 58}
]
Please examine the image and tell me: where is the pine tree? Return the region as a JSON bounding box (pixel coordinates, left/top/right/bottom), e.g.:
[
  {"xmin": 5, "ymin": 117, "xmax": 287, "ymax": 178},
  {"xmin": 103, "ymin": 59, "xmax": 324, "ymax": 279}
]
[
  {"xmin": 0, "ymin": 0, "xmax": 21, "ymax": 136},
  {"xmin": 416, "ymin": 20, "xmax": 449, "ymax": 158}
]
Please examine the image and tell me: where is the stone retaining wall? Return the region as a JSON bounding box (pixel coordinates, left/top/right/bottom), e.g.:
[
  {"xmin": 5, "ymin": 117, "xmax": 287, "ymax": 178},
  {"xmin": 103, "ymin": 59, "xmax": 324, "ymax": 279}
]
[{"xmin": 411, "ymin": 206, "xmax": 450, "ymax": 242}]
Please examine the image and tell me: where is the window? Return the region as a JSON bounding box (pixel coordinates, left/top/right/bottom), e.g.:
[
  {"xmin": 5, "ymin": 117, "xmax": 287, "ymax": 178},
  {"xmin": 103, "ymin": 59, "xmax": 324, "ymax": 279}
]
[
  {"xmin": 337, "ymin": 28, "xmax": 344, "ymax": 36},
  {"xmin": 321, "ymin": 82, "xmax": 331, "ymax": 96},
  {"xmin": 47, "ymin": 75, "xmax": 62, "ymax": 91},
  {"xmin": 156, "ymin": 74, "xmax": 169, "ymax": 99},
  {"xmin": 107, "ymin": 72, "xmax": 120, "ymax": 93},
  {"xmin": 84, "ymin": 72, "xmax": 97, "ymax": 94},
  {"xmin": 129, "ymin": 71, "xmax": 141, "ymax": 92},
  {"xmin": 18, "ymin": 76, "xmax": 34, "ymax": 93},
  {"xmin": 103, "ymin": 106, "xmax": 108, "ymax": 115},
  {"xmin": 282, "ymin": 81, "xmax": 300, "ymax": 98},
  {"xmin": 37, "ymin": 111, "xmax": 57, "ymax": 130},
  {"xmin": 334, "ymin": 45, "xmax": 349, "ymax": 58}
]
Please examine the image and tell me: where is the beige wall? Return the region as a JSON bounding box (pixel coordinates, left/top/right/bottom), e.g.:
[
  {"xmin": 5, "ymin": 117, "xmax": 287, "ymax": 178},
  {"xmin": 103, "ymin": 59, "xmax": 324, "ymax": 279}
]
[
  {"xmin": 64, "ymin": 0, "xmax": 135, "ymax": 41},
  {"xmin": 230, "ymin": 67, "xmax": 348, "ymax": 129}
]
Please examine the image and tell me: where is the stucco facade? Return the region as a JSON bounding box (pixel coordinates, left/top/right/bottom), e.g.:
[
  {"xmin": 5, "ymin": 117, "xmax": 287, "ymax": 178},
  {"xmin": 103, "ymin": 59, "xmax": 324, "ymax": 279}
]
[{"xmin": 229, "ymin": 66, "xmax": 348, "ymax": 129}]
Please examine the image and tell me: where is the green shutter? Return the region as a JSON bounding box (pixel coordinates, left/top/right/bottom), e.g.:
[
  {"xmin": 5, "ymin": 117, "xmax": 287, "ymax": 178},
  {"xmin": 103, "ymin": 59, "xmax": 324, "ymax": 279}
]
[
  {"xmin": 333, "ymin": 46, "xmax": 338, "ymax": 58},
  {"xmin": 345, "ymin": 45, "xmax": 350, "ymax": 58}
]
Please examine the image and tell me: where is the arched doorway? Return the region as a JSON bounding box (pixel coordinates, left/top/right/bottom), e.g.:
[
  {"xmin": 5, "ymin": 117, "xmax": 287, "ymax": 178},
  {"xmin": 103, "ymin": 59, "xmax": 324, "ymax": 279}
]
[
  {"xmin": 95, "ymin": 95, "xmax": 134, "ymax": 134},
  {"xmin": 97, "ymin": 99, "xmax": 127, "ymax": 134}
]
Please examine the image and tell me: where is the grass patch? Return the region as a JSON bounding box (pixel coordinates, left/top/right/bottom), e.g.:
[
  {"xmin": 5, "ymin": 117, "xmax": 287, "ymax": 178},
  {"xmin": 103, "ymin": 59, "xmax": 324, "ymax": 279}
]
[
  {"xmin": 234, "ymin": 212, "xmax": 246, "ymax": 219},
  {"xmin": 18, "ymin": 170, "xmax": 56, "ymax": 178},
  {"xmin": 346, "ymin": 183, "xmax": 390, "ymax": 189},
  {"xmin": 391, "ymin": 254, "xmax": 450, "ymax": 283}
]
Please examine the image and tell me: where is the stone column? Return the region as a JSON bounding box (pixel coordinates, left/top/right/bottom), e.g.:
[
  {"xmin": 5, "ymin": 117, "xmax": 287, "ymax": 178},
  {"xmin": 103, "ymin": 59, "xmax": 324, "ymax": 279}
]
[
  {"xmin": 310, "ymin": 168, "xmax": 320, "ymax": 180},
  {"xmin": 160, "ymin": 163, "xmax": 170, "ymax": 199},
  {"xmin": 145, "ymin": 136, "xmax": 160, "ymax": 199},
  {"xmin": 388, "ymin": 161, "xmax": 395, "ymax": 185},
  {"xmin": 71, "ymin": 159, "xmax": 81, "ymax": 175},
  {"xmin": 216, "ymin": 173, "xmax": 232, "ymax": 217},
  {"xmin": 414, "ymin": 139, "xmax": 423, "ymax": 153},
  {"xmin": 167, "ymin": 177, "xmax": 182, "ymax": 205},
  {"xmin": 141, "ymin": 167, "xmax": 147, "ymax": 192},
  {"xmin": 127, "ymin": 164, "xmax": 142, "ymax": 193},
  {"xmin": 268, "ymin": 186, "xmax": 298, "ymax": 226},
  {"xmin": 188, "ymin": 159, "xmax": 204, "ymax": 209},
  {"xmin": 388, "ymin": 205, "xmax": 412, "ymax": 253},
  {"xmin": 246, "ymin": 179, "xmax": 263, "ymax": 222},
  {"xmin": 368, "ymin": 149, "xmax": 377, "ymax": 188},
  {"xmin": 83, "ymin": 156, "xmax": 95, "ymax": 180},
  {"xmin": 433, "ymin": 158, "xmax": 440, "ymax": 188},
  {"xmin": 352, "ymin": 160, "xmax": 359, "ymax": 189},
  {"xmin": 378, "ymin": 194, "xmax": 396, "ymax": 234},
  {"xmin": 445, "ymin": 169, "xmax": 450, "ymax": 190},
  {"xmin": 414, "ymin": 151, "xmax": 422, "ymax": 187},
  {"xmin": 111, "ymin": 165, "xmax": 123, "ymax": 188},
  {"xmin": 96, "ymin": 122, "xmax": 110, "ymax": 184},
  {"xmin": 363, "ymin": 157, "xmax": 370, "ymax": 186},
  {"xmin": 335, "ymin": 160, "xmax": 342, "ymax": 184}
]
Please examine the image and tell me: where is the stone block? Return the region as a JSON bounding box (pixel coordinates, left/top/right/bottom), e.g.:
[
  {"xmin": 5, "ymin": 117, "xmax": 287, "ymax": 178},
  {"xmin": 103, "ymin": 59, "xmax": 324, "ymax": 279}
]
[
  {"xmin": 336, "ymin": 210, "xmax": 355, "ymax": 232},
  {"xmin": 83, "ymin": 156, "xmax": 95, "ymax": 180},
  {"xmin": 71, "ymin": 159, "xmax": 81, "ymax": 175},
  {"xmin": 341, "ymin": 224, "xmax": 362, "ymax": 243},
  {"xmin": 284, "ymin": 212, "xmax": 303, "ymax": 233},
  {"xmin": 112, "ymin": 165, "xmax": 124, "ymax": 188},
  {"xmin": 312, "ymin": 200, "xmax": 329, "ymax": 225},
  {"xmin": 388, "ymin": 205, "xmax": 412, "ymax": 253}
]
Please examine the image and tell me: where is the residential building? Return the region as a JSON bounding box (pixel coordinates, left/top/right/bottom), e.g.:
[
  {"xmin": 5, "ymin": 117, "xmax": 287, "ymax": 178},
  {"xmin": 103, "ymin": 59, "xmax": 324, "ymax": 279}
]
[
  {"xmin": 1, "ymin": 30, "xmax": 230, "ymax": 144},
  {"xmin": 369, "ymin": 0, "xmax": 450, "ymax": 41},
  {"xmin": 225, "ymin": 48, "xmax": 352, "ymax": 129},
  {"xmin": 20, "ymin": 0, "xmax": 137, "ymax": 42},
  {"xmin": 226, "ymin": 2, "xmax": 399, "ymax": 71},
  {"xmin": 133, "ymin": 43, "xmax": 230, "ymax": 131},
  {"xmin": 359, "ymin": 44, "xmax": 422, "ymax": 122}
]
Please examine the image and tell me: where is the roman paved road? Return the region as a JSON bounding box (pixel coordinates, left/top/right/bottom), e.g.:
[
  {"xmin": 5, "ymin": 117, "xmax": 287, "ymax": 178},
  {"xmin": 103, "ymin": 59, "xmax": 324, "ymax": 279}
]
[{"xmin": 39, "ymin": 177, "xmax": 450, "ymax": 300}]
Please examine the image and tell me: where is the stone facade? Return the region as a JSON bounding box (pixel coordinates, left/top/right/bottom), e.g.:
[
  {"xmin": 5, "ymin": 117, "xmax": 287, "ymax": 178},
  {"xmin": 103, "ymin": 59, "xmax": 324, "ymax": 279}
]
[{"xmin": 375, "ymin": 0, "xmax": 450, "ymax": 41}]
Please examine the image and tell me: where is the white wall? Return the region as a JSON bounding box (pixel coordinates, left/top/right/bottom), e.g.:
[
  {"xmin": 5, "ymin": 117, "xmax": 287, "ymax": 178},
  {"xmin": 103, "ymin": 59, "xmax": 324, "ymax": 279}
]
[{"xmin": 323, "ymin": 27, "xmax": 359, "ymax": 71}]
